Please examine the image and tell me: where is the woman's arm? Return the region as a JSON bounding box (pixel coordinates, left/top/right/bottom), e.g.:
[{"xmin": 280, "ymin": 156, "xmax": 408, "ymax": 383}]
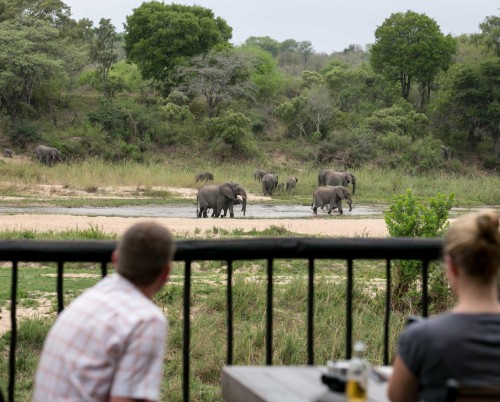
[{"xmin": 387, "ymin": 354, "xmax": 419, "ymax": 402}]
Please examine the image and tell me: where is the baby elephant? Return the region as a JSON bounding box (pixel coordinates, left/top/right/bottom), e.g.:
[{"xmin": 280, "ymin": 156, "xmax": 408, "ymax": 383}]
[
  {"xmin": 195, "ymin": 172, "xmax": 214, "ymax": 182},
  {"xmin": 286, "ymin": 176, "xmax": 298, "ymax": 191},
  {"xmin": 3, "ymin": 148, "xmax": 13, "ymax": 158},
  {"xmin": 253, "ymin": 169, "xmax": 267, "ymax": 181},
  {"xmin": 311, "ymin": 185, "xmax": 352, "ymax": 215}
]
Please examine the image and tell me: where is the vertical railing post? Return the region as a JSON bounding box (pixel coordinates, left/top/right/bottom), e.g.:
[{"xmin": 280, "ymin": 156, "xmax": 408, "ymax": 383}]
[
  {"xmin": 101, "ymin": 261, "xmax": 108, "ymax": 278},
  {"xmin": 346, "ymin": 259, "xmax": 353, "ymax": 360},
  {"xmin": 57, "ymin": 261, "xmax": 64, "ymax": 314},
  {"xmin": 266, "ymin": 258, "xmax": 273, "ymax": 365},
  {"xmin": 422, "ymin": 260, "xmax": 429, "ymax": 318},
  {"xmin": 8, "ymin": 261, "xmax": 18, "ymax": 402},
  {"xmin": 384, "ymin": 260, "xmax": 392, "ymax": 365},
  {"xmin": 226, "ymin": 260, "xmax": 233, "ymax": 365},
  {"xmin": 183, "ymin": 260, "xmax": 192, "ymax": 402},
  {"xmin": 307, "ymin": 258, "xmax": 315, "ymax": 365}
]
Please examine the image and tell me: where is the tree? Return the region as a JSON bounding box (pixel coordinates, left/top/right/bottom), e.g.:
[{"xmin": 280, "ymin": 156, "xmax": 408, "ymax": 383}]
[
  {"xmin": 434, "ymin": 58, "xmax": 500, "ymax": 155},
  {"xmin": 479, "ymin": 14, "xmax": 500, "ymax": 56},
  {"xmin": 124, "ymin": 2, "xmax": 232, "ymax": 91},
  {"xmin": 324, "ymin": 63, "xmax": 398, "ymax": 115},
  {"xmin": 89, "ymin": 18, "xmax": 118, "ymax": 97},
  {"xmin": 304, "ymin": 85, "xmax": 333, "ymax": 136},
  {"xmin": 297, "ymin": 40, "xmax": 314, "ymax": 68},
  {"xmin": 0, "ymin": 1, "xmax": 87, "ymax": 121},
  {"xmin": 176, "ymin": 50, "xmax": 257, "ymax": 117},
  {"xmin": 363, "ymin": 100, "xmax": 429, "ymax": 141},
  {"xmin": 239, "ymin": 46, "xmax": 285, "ymax": 104},
  {"xmin": 370, "ymin": 11, "xmax": 455, "ymax": 104},
  {"xmin": 274, "ymin": 94, "xmax": 309, "ymax": 137},
  {"xmin": 243, "ymin": 36, "xmax": 279, "ymax": 57}
]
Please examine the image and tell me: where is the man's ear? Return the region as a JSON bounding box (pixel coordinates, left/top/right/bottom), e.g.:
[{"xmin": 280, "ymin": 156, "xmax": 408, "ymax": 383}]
[
  {"xmin": 161, "ymin": 262, "xmax": 172, "ymax": 282},
  {"xmin": 111, "ymin": 250, "xmax": 118, "ymax": 265}
]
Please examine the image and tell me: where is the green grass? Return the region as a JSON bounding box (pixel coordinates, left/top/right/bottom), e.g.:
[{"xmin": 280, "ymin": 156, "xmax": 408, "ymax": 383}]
[{"xmin": 0, "ymin": 227, "xmax": 455, "ymax": 401}]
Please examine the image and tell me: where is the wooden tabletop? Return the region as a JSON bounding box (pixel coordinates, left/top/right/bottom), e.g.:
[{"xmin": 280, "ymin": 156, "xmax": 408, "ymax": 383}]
[{"xmin": 222, "ymin": 365, "xmax": 391, "ymax": 402}]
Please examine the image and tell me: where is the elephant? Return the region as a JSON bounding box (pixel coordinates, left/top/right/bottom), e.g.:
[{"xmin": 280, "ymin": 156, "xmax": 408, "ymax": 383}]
[
  {"xmin": 441, "ymin": 145, "xmax": 452, "ymax": 160},
  {"xmin": 261, "ymin": 173, "xmax": 278, "ymax": 196},
  {"xmin": 286, "ymin": 176, "xmax": 298, "ymax": 191},
  {"xmin": 195, "ymin": 171, "xmax": 214, "ymax": 182},
  {"xmin": 277, "ymin": 183, "xmax": 284, "ymax": 191},
  {"xmin": 3, "ymin": 148, "xmax": 13, "ymax": 158},
  {"xmin": 196, "ymin": 182, "xmax": 247, "ymax": 218},
  {"xmin": 34, "ymin": 145, "xmax": 62, "ymax": 166},
  {"xmin": 311, "ymin": 185, "xmax": 353, "ymax": 215},
  {"xmin": 214, "ymin": 196, "xmax": 243, "ymax": 218},
  {"xmin": 318, "ymin": 168, "xmax": 336, "ymax": 186},
  {"xmin": 324, "ymin": 171, "xmax": 356, "ymax": 195},
  {"xmin": 253, "ymin": 169, "xmax": 267, "ymax": 181}
]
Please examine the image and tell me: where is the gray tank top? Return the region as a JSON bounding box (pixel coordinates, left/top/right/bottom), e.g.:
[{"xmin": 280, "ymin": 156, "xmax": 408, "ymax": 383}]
[{"xmin": 398, "ymin": 313, "xmax": 500, "ymax": 402}]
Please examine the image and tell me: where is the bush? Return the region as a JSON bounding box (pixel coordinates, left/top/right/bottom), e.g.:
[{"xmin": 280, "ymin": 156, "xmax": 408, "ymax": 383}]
[
  {"xmin": 87, "ymin": 99, "xmax": 129, "ymax": 138},
  {"xmin": 384, "ymin": 190, "xmax": 455, "ymax": 312},
  {"xmin": 482, "ymin": 155, "xmax": 500, "ymax": 171},
  {"xmin": 205, "ymin": 110, "xmax": 256, "ymax": 159},
  {"xmin": 315, "ymin": 128, "xmax": 375, "ymax": 168},
  {"xmin": 9, "ymin": 122, "xmax": 40, "ymax": 149}
]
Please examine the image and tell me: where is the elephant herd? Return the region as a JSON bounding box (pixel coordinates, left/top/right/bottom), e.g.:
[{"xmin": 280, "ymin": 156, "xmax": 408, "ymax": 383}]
[
  {"xmin": 196, "ymin": 168, "xmax": 356, "ymax": 218},
  {"xmin": 254, "ymin": 169, "xmax": 298, "ymax": 196}
]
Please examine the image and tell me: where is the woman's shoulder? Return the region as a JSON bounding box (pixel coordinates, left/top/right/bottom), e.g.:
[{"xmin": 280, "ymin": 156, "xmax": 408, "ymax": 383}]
[{"xmin": 401, "ymin": 312, "xmax": 500, "ymax": 341}]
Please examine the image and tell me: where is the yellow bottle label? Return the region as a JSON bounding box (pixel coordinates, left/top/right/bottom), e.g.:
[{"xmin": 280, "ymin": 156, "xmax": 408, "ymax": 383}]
[{"xmin": 346, "ymin": 379, "xmax": 366, "ymax": 402}]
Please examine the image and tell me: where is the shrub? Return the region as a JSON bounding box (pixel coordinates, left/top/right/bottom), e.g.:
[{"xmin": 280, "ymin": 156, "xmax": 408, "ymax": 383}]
[
  {"xmin": 205, "ymin": 110, "xmax": 256, "ymax": 158},
  {"xmin": 87, "ymin": 99, "xmax": 129, "ymax": 138},
  {"xmin": 384, "ymin": 190, "xmax": 455, "ymax": 312},
  {"xmin": 316, "ymin": 128, "xmax": 375, "ymax": 168},
  {"xmin": 9, "ymin": 122, "xmax": 40, "ymax": 149}
]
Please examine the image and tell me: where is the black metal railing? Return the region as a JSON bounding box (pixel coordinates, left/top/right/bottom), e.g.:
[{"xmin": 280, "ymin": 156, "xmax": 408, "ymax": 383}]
[{"xmin": 0, "ymin": 237, "xmax": 443, "ymax": 402}]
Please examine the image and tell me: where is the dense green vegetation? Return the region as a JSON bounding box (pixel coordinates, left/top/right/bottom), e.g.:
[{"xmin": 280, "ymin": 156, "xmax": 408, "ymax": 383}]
[{"xmin": 0, "ymin": 0, "xmax": 498, "ymax": 175}]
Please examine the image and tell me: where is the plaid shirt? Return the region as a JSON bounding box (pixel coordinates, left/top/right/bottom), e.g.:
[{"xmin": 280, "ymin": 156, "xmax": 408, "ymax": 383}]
[{"xmin": 34, "ymin": 274, "xmax": 167, "ymax": 402}]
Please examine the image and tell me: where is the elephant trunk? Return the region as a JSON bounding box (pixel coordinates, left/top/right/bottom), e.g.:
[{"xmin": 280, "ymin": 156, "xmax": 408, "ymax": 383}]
[
  {"xmin": 351, "ymin": 177, "xmax": 356, "ymax": 195},
  {"xmin": 241, "ymin": 194, "xmax": 247, "ymax": 216},
  {"xmin": 347, "ymin": 195, "xmax": 353, "ymax": 211}
]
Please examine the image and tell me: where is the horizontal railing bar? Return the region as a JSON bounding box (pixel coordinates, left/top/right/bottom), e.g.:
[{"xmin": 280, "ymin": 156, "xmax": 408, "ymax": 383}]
[{"xmin": 0, "ymin": 238, "xmax": 443, "ymax": 262}]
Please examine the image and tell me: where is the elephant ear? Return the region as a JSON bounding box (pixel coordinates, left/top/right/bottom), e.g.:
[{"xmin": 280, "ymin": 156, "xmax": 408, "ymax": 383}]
[{"xmin": 220, "ymin": 184, "xmax": 237, "ymax": 200}]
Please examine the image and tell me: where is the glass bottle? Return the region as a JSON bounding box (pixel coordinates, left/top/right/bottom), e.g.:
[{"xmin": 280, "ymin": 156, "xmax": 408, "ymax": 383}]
[{"xmin": 346, "ymin": 341, "xmax": 368, "ymax": 402}]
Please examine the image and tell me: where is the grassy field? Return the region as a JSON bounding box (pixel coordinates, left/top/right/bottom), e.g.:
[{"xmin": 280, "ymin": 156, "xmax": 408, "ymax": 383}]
[
  {"xmin": 0, "ymin": 227, "xmax": 454, "ymax": 402},
  {"xmin": 0, "ymin": 158, "xmax": 499, "ymax": 207}
]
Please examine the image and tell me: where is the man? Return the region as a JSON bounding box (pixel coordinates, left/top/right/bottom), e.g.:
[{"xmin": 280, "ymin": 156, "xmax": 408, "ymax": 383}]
[{"xmin": 34, "ymin": 221, "xmax": 176, "ymax": 402}]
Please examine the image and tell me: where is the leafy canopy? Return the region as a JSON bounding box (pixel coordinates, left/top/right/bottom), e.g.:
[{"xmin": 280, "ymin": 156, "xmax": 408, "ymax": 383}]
[
  {"xmin": 124, "ymin": 2, "xmax": 232, "ymax": 89},
  {"xmin": 370, "ymin": 10, "xmax": 455, "ymax": 100}
]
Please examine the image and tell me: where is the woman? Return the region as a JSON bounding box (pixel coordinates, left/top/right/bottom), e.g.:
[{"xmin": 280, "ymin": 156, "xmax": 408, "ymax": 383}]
[{"xmin": 388, "ymin": 210, "xmax": 500, "ymax": 402}]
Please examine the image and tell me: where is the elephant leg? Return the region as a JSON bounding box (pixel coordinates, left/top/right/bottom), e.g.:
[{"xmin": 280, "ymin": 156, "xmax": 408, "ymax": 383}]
[
  {"xmin": 228, "ymin": 202, "xmax": 234, "ymax": 218},
  {"xmin": 338, "ymin": 200, "xmax": 343, "ymax": 215}
]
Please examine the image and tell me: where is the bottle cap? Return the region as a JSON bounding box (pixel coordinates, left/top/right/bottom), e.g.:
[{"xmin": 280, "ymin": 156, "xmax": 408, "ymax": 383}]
[{"xmin": 354, "ymin": 341, "xmax": 365, "ymax": 352}]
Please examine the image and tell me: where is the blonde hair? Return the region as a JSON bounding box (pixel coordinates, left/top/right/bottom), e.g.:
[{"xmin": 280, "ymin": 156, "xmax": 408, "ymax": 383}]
[
  {"xmin": 116, "ymin": 221, "xmax": 176, "ymax": 286},
  {"xmin": 444, "ymin": 210, "xmax": 500, "ymax": 283}
]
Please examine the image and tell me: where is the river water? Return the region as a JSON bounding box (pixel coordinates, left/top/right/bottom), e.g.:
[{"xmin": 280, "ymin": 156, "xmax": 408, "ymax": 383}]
[{"xmin": 0, "ymin": 204, "xmax": 384, "ymax": 219}]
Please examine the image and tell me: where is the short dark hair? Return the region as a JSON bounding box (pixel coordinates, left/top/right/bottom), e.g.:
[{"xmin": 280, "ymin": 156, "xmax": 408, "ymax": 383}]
[{"xmin": 116, "ymin": 222, "xmax": 176, "ymax": 286}]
